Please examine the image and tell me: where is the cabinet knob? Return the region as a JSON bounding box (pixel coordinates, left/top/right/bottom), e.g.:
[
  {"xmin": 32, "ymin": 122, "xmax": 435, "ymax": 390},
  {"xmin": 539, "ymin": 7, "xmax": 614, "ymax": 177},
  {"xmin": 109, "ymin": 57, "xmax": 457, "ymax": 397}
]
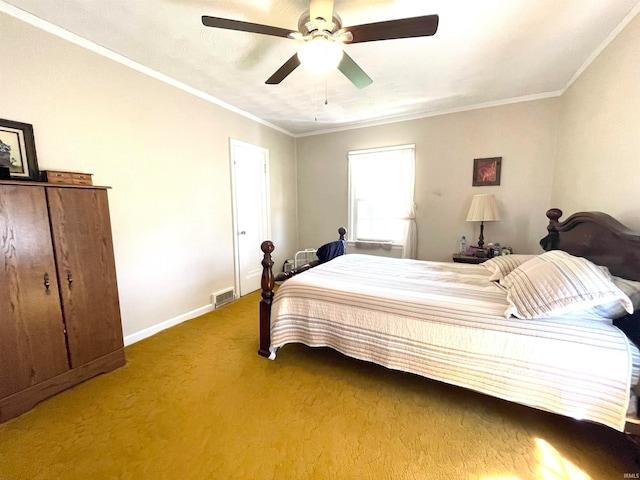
[
  {"xmin": 67, "ymin": 271, "xmax": 73, "ymax": 289},
  {"xmin": 43, "ymin": 273, "xmax": 50, "ymax": 293}
]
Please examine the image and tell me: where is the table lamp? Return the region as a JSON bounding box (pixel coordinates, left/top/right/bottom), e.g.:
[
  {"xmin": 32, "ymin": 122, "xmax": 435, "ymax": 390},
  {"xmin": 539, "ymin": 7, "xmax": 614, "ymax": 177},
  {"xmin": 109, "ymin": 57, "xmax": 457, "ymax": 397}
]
[{"xmin": 466, "ymin": 194, "xmax": 500, "ymax": 254}]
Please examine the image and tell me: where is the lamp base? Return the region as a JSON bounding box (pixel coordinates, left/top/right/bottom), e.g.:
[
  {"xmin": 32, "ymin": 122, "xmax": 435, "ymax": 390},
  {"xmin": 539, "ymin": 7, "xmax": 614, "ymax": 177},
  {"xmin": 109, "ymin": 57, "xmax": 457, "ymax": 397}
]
[{"xmin": 477, "ymin": 221, "xmax": 485, "ymax": 250}]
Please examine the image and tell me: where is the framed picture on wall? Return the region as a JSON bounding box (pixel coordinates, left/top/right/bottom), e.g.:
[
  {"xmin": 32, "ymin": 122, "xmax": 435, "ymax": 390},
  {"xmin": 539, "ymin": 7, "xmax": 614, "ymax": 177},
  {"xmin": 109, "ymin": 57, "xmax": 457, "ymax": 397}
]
[
  {"xmin": 472, "ymin": 157, "xmax": 501, "ymax": 186},
  {"xmin": 0, "ymin": 118, "xmax": 40, "ymax": 181}
]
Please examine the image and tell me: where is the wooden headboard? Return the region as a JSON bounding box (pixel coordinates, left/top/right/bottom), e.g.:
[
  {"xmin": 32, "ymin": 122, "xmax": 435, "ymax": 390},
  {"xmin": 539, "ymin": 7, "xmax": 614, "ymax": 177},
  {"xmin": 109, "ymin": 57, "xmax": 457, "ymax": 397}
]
[{"xmin": 539, "ymin": 208, "xmax": 640, "ymax": 282}]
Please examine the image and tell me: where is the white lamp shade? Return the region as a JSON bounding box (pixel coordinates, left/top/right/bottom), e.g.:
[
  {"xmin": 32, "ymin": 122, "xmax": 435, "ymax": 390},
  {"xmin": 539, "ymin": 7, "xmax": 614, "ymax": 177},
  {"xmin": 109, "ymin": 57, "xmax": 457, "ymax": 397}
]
[
  {"xmin": 466, "ymin": 194, "xmax": 501, "ymax": 222},
  {"xmin": 297, "ymin": 38, "xmax": 344, "ymax": 75}
]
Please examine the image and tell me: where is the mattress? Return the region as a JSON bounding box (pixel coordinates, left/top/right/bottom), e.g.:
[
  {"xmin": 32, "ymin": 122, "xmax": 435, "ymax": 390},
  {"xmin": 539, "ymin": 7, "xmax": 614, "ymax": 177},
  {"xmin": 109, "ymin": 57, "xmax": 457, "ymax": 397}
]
[{"xmin": 270, "ymin": 254, "xmax": 639, "ymax": 431}]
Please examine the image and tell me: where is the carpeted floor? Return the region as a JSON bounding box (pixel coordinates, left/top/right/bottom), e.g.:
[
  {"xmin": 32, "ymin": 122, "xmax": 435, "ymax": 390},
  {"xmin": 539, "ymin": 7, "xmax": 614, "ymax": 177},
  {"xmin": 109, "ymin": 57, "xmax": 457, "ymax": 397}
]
[{"xmin": 1, "ymin": 291, "xmax": 639, "ymax": 479}]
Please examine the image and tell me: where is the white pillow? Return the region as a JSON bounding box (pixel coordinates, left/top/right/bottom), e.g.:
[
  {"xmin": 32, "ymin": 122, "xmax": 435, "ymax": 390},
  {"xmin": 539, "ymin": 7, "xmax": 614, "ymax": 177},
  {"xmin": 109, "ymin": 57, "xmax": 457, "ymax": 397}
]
[
  {"xmin": 500, "ymin": 250, "xmax": 634, "ymax": 319},
  {"xmin": 483, "ymin": 255, "xmax": 537, "ymax": 282}
]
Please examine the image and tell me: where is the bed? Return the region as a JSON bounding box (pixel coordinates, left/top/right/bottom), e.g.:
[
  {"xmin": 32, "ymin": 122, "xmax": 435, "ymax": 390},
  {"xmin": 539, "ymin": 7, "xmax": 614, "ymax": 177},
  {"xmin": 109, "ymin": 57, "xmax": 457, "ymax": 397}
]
[{"xmin": 258, "ymin": 208, "xmax": 640, "ymax": 435}]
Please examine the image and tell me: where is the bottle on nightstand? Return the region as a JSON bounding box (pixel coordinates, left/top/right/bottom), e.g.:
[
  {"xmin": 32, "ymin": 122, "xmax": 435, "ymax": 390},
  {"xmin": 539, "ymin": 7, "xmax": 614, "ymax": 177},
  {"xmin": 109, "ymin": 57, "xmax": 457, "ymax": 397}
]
[{"xmin": 459, "ymin": 236, "xmax": 467, "ymax": 254}]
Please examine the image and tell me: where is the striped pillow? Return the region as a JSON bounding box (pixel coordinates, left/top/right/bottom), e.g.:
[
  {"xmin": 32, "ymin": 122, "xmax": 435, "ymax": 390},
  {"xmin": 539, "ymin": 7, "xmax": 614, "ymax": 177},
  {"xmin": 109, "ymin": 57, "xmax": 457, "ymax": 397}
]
[
  {"xmin": 578, "ymin": 276, "xmax": 640, "ymax": 320},
  {"xmin": 483, "ymin": 254, "xmax": 537, "ymax": 281},
  {"xmin": 500, "ymin": 250, "xmax": 634, "ymax": 319},
  {"xmin": 615, "ymin": 277, "xmax": 640, "ymax": 311}
]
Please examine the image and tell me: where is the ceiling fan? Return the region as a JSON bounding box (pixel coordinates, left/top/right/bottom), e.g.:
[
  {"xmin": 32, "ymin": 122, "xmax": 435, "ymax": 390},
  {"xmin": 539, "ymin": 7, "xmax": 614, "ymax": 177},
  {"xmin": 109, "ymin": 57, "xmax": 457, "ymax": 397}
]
[{"xmin": 202, "ymin": 0, "xmax": 438, "ymax": 89}]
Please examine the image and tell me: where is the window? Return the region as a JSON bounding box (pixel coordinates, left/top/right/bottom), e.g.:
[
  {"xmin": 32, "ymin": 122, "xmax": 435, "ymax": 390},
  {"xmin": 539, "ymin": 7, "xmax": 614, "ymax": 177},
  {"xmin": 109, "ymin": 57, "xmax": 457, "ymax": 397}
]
[{"xmin": 348, "ymin": 145, "xmax": 416, "ymax": 248}]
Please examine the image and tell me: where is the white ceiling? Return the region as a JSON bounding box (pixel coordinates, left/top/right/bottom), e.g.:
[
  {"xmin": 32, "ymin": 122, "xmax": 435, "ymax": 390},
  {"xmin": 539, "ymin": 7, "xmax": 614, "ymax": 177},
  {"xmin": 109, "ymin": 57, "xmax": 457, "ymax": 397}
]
[{"xmin": 3, "ymin": 0, "xmax": 640, "ymax": 136}]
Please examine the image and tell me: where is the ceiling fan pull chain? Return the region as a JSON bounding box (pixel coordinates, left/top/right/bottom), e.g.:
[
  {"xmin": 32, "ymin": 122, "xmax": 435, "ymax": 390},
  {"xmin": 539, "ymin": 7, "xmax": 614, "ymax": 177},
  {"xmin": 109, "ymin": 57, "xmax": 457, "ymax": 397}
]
[
  {"xmin": 315, "ymin": 79, "xmax": 326, "ymax": 121},
  {"xmin": 325, "ymin": 79, "xmax": 329, "ymax": 105},
  {"xmin": 314, "ymin": 82, "xmax": 319, "ymax": 121}
]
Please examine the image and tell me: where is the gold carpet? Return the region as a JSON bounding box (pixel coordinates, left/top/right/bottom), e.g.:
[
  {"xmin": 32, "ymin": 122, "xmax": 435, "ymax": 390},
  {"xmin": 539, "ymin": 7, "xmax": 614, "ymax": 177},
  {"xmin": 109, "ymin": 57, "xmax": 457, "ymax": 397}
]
[{"xmin": 1, "ymin": 291, "xmax": 639, "ymax": 479}]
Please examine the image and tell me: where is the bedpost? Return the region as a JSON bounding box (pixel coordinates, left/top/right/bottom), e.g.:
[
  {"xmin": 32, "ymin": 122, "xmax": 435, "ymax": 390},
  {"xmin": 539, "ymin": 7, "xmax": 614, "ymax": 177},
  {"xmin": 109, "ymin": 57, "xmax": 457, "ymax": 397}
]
[
  {"xmin": 338, "ymin": 227, "xmax": 346, "ymax": 241},
  {"xmin": 259, "ymin": 240, "xmax": 275, "ymax": 358},
  {"xmin": 539, "ymin": 208, "xmax": 563, "ymax": 251}
]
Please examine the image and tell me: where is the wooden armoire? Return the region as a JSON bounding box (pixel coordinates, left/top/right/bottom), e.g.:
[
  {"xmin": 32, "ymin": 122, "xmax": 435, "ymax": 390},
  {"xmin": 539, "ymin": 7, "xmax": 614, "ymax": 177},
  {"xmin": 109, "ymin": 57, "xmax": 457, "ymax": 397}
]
[{"xmin": 0, "ymin": 181, "xmax": 125, "ymax": 422}]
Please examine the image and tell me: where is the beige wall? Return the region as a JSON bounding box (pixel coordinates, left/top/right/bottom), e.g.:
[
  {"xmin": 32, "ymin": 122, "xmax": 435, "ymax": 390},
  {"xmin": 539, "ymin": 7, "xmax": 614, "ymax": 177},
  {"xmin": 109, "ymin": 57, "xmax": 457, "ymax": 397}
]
[
  {"xmin": 296, "ymin": 98, "xmax": 560, "ymax": 261},
  {"xmin": 0, "ymin": 12, "xmax": 297, "ymax": 341},
  {"xmin": 553, "ymin": 12, "xmax": 640, "ymax": 230}
]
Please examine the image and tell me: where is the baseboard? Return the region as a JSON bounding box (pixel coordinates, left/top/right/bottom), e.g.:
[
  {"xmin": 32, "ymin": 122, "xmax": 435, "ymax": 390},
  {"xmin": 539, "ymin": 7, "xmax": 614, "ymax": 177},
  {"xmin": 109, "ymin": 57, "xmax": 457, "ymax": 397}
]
[{"xmin": 124, "ymin": 303, "xmax": 214, "ymax": 346}]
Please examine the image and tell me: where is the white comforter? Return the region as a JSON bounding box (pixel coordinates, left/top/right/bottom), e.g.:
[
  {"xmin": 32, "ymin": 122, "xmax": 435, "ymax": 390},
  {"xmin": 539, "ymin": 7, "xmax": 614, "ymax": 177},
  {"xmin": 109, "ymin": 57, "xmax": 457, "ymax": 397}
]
[{"xmin": 270, "ymin": 254, "xmax": 637, "ymax": 431}]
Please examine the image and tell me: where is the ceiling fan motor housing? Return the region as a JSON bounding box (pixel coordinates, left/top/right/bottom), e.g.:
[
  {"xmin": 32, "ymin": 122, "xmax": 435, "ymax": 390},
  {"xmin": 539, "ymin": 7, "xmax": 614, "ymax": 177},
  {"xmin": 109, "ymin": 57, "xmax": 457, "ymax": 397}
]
[{"xmin": 298, "ymin": 11, "xmax": 343, "ymax": 36}]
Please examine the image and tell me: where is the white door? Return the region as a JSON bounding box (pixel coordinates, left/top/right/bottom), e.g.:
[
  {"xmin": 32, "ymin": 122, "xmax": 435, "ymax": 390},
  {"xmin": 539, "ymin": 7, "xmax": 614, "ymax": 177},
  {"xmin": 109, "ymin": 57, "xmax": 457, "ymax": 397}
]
[{"xmin": 230, "ymin": 139, "xmax": 270, "ymax": 296}]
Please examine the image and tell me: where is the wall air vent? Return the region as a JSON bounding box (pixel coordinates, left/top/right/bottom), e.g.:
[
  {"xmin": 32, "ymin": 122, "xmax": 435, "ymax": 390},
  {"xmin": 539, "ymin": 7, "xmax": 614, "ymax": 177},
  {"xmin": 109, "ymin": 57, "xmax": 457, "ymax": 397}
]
[{"xmin": 213, "ymin": 288, "xmax": 236, "ymax": 309}]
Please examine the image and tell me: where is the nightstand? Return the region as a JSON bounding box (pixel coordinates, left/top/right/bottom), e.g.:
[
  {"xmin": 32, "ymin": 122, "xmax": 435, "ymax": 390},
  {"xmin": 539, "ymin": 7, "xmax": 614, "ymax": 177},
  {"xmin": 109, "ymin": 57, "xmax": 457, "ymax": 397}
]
[{"xmin": 452, "ymin": 253, "xmax": 488, "ymax": 264}]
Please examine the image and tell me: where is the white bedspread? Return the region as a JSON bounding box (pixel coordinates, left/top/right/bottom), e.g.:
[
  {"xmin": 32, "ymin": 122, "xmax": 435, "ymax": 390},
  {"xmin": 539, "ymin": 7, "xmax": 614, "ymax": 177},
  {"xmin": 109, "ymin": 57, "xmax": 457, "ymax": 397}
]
[{"xmin": 270, "ymin": 254, "xmax": 637, "ymax": 431}]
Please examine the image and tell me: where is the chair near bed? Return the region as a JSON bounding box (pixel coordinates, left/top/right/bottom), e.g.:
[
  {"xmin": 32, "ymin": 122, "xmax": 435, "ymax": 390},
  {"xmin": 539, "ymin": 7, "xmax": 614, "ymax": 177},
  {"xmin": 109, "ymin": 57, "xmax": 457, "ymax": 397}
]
[
  {"xmin": 272, "ymin": 228, "xmax": 347, "ymax": 283},
  {"xmin": 259, "ymin": 209, "xmax": 640, "ymax": 438}
]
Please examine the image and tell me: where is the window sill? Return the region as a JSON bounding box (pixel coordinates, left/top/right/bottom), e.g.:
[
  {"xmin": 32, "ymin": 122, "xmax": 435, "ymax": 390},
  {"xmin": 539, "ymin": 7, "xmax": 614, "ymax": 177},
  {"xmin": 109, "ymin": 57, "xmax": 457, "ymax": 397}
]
[{"xmin": 347, "ymin": 240, "xmax": 404, "ymax": 251}]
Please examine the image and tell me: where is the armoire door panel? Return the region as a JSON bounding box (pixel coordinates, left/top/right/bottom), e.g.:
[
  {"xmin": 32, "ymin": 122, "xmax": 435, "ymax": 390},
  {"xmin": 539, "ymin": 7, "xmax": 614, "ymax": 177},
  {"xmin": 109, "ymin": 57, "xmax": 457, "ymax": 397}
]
[
  {"xmin": 47, "ymin": 187, "xmax": 124, "ymax": 367},
  {"xmin": 0, "ymin": 185, "xmax": 70, "ymax": 398}
]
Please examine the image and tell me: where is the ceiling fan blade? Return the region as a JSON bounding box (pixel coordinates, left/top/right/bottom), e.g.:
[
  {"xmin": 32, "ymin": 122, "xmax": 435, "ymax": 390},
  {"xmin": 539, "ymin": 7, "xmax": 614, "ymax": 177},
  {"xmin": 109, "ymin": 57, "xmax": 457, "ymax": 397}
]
[
  {"xmin": 202, "ymin": 16, "xmax": 297, "ymax": 39},
  {"xmin": 345, "ymin": 14, "xmax": 439, "ymax": 44},
  {"xmin": 309, "ymin": 0, "xmax": 334, "ymax": 29},
  {"xmin": 265, "ymin": 54, "xmax": 302, "ymax": 85},
  {"xmin": 338, "ymin": 52, "xmax": 373, "ymax": 89}
]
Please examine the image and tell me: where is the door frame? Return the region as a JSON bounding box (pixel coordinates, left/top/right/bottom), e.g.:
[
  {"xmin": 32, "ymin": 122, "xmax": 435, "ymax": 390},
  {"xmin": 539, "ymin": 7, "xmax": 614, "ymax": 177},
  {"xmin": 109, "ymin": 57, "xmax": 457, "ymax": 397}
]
[{"xmin": 229, "ymin": 138, "xmax": 271, "ymax": 297}]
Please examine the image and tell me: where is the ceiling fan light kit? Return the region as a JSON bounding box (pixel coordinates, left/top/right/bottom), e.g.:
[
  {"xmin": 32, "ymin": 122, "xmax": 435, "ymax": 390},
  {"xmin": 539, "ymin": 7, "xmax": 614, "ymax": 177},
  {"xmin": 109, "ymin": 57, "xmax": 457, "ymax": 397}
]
[
  {"xmin": 202, "ymin": 0, "xmax": 438, "ymax": 88},
  {"xmin": 297, "ymin": 38, "xmax": 344, "ymax": 75}
]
